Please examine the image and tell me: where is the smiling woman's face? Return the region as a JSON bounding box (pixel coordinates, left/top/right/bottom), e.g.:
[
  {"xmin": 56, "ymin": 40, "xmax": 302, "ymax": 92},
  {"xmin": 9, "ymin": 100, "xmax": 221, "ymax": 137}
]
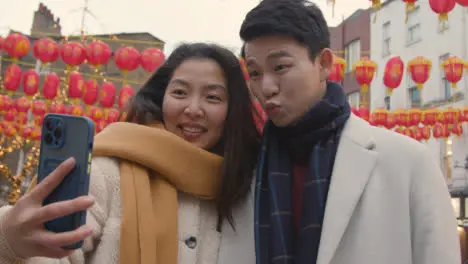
[{"xmin": 162, "ymin": 58, "xmax": 229, "ymax": 150}]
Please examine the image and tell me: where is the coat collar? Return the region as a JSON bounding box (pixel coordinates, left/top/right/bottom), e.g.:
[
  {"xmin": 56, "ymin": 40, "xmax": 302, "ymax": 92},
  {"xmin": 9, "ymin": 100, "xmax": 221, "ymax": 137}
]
[{"xmin": 316, "ymin": 114, "xmax": 379, "ymax": 264}]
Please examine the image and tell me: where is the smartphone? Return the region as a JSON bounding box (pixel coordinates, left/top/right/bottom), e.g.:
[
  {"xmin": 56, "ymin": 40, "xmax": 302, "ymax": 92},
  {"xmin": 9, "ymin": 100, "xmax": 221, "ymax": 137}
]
[{"xmin": 37, "ymin": 114, "xmax": 95, "ymax": 249}]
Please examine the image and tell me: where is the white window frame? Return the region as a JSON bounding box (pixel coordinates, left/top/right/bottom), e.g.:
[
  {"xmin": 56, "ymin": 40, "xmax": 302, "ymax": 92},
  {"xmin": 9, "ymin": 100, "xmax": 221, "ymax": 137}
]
[
  {"xmin": 406, "ymin": 7, "xmax": 421, "ymax": 45},
  {"xmin": 347, "ymin": 91, "xmax": 360, "ymax": 108},
  {"xmin": 382, "ymin": 22, "xmax": 391, "ymax": 57},
  {"xmin": 344, "ymin": 39, "xmax": 361, "ymax": 73}
]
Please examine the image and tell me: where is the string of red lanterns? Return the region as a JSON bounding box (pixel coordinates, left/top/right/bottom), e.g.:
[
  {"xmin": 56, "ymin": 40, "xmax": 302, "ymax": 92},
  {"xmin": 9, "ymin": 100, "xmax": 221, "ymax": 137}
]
[
  {"xmin": 353, "ymin": 106, "xmax": 467, "ymax": 141},
  {"xmin": 0, "ymin": 33, "xmax": 165, "ymax": 73}
]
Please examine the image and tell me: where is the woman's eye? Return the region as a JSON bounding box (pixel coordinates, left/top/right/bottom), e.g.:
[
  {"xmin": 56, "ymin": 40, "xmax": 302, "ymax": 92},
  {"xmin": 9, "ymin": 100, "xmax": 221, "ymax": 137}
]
[
  {"xmin": 207, "ymin": 95, "xmax": 222, "ymax": 101},
  {"xmin": 172, "ymin": 89, "xmax": 186, "ymax": 96}
]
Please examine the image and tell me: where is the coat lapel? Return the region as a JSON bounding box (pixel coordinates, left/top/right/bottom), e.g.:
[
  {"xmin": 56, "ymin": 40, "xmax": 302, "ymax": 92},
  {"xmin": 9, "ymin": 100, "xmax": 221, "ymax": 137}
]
[{"xmin": 316, "ymin": 115, "xmax": 378, "ymax": 264}]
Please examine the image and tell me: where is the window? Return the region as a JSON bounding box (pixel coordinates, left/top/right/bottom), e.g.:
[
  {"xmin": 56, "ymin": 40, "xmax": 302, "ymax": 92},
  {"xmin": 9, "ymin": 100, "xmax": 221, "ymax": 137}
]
[
  {"xmin": 344, "ymin": 39, "xmax": 361, "ymax": 72},
  {"xmin": 406, "ymin": 7, "xmax": 421, "ymax": 45},
  {"xmin": 441, "ymin": 137, "xmax": 453, "ymax": 180},
  {"xmin": 382, "ymin": 22, "xmax": 391, "ymax": 57},
  {"xmin": 408, "ymin": 87, "xmax": 421, "ymax": 108},
  {"xmin": 347, "ymin": 92, "xmax": 360, "ymax": 108},
  {"xmin": 407, "ymin": 74, "xmax": 420, "ymax": 107},
  {"xmin": 440, "ymin": 53, "xmax": 451, "ymax": 100}
]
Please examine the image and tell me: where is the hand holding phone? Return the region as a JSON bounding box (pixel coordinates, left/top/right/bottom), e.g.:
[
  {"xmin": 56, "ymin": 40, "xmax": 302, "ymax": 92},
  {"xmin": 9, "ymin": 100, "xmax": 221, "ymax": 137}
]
[
  {"xmin": 36, "ymin": 114, "xmax": 95, "ymax": 249},
  {"xmin": 2, "ymin": 157, "xmax": 95, "ymax": 259}
]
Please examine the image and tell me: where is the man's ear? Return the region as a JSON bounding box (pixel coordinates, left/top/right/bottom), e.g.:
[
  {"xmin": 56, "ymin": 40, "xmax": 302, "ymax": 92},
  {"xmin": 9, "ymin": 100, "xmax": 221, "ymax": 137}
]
[{"xmin": 318, "ymin": 48, "xmax": 334, "ymax": 81}]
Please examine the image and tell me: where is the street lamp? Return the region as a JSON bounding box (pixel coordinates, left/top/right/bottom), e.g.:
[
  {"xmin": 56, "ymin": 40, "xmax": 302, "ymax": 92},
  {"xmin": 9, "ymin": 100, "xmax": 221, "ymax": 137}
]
[{"xmin": 451, "ymin": 190, "xmax": 468, "ymax": 226}]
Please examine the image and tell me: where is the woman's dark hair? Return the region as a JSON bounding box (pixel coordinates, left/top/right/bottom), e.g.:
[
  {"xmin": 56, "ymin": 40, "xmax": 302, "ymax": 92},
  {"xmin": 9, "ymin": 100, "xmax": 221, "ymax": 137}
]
[{"xmin": 125, "ymin": 43, "xmax": 260, "ymax": 230}]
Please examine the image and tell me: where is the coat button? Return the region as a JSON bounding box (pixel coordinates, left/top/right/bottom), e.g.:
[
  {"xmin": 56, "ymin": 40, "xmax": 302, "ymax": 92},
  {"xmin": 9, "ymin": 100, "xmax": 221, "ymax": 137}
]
[{"xmin": 185, "ymin": 236, "xmax": 197, "ymax": 249}]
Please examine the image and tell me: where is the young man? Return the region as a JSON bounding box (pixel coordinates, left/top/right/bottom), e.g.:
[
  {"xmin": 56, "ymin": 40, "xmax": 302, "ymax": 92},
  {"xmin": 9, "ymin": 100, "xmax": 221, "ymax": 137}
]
[{"xmin": 239, "ymin": 0, "xmax": 460, "ymax": 264}]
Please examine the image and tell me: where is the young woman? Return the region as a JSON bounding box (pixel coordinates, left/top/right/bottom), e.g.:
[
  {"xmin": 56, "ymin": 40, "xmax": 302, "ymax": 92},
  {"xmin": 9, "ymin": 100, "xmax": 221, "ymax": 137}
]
[{"xmin": 0, "ymin": 43, "xmax": 260, "ymax": 264}]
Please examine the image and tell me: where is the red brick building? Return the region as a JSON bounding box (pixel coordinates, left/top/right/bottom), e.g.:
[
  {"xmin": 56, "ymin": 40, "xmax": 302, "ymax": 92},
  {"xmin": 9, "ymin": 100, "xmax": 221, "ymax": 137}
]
[{"xmin": 329, "ymin": 8, "xmax": 371, "ymax": 108}]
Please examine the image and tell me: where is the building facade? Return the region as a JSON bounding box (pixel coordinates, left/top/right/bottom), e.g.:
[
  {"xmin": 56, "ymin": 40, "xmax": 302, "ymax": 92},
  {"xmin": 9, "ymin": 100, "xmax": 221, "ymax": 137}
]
[
  {"xmin": 369, "ymin": 0, "xmax": 468, "ymax": 185},
  {"xmin": 329, "ymin": 8, "xmax": 371, "ymax": 108},
  {"xmin": 0, "ymin": 3, "xmax": 165, "ymax": 204}
]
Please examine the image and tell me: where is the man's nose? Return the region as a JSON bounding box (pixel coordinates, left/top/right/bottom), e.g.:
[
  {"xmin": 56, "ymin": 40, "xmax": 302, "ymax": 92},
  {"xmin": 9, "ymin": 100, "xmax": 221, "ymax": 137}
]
[{"xmin": 261, "ymin": 75, "xmax": 279, "ymax": 99}]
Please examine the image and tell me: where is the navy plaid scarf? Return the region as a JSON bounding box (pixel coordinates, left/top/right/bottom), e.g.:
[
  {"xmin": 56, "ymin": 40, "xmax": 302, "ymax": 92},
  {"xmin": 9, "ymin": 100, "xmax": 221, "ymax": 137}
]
[{"xmin": 256, "ymin": 82, "xmax": 350, "ymax": 264}]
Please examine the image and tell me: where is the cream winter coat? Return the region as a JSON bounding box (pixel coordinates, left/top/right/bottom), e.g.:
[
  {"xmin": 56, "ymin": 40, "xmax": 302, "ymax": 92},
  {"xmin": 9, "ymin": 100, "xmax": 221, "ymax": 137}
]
[{"xmin": 0, "ymin": 157, "xmax": 256, "ymax": 264}]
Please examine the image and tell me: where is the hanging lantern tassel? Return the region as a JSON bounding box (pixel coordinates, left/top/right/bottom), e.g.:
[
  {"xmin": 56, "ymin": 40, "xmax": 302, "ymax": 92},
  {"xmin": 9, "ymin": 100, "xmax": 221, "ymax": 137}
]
[
  {"xmin": 386, "ymin": 87, "xmax": 393, "ymax": 95},
  {"xmin": 405, "ymin": 2, "xmax": 416, "ymax": 24},
  {"xmin": 439, "ymin": 13, "xmax": 448, "ymax": 32}
]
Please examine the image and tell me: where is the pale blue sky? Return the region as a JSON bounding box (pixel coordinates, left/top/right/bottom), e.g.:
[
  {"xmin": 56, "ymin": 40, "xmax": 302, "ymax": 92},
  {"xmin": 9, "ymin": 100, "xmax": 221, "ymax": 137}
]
[{"xmin": 0, "ymin": 0, "xmax": 369, "ymax": 55}]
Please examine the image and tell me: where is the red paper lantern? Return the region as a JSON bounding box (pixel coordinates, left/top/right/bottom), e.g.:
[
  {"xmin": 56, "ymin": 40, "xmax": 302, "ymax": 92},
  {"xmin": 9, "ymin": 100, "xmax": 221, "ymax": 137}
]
[
  {"xmin": 358, "ymin": 106, "xmax": 370, "ymax": 121},
  {"xmin": 61, "ymin": 41, "xmax": 86, "ymax": 67},
  {"xmin": 0, "ymin": 36, "xmax": 4, "ymax": 51},
  {"xmin": 4, "ymin": 109, "xmax": 16, "ymax": 123},
  {"xmin": 452, "ymin": 123, "xmax": 463, "ymax": 137},
  {"xmin": 140, "ymin": 47, "xmax": 165, "ymax": 72},
  {"xmin": 99, "ymin": 82, "xmax": 116, "ymax": 108},
  {"xmin": 3, "ymin": 64, "xmax": 22, "ymax": 95},
  {"xmin": 429, "ymin": 0, "xmax": 456, "ymax": 29},
  {"xmin": 407, "ymin": 56, "xmax": 431, "ymax": 90},
  {"xmin": 22, "ymin": 69, "xmax": 40, "ymax": 97},
  {"xmin": 421, "ymin": 126, "xmax": 431, "ymax": 141},
  {"xmin": 407, "ymin": 108, "xmax": 422, "ymax": 127},
  {"xmin": 3, "ymin": 124, "xmax": 17, "ymax": 138},
  {"xmin": 114, "ymin": 46, "xmax": 140, "ymax": 73},
  {"xmin": 88, "ymin": 106, "xmax": 104, "ymax": 123},
  {"xmin": 383, "ymin": 56, "xmax": 404, "ymax": 95},
  {"xmin": 33, "ymin": 38, "xmax": 59, "ymax": 64},
  {"xmin": 83, "ymin": 79, "xmax": 99, "ymax": 106},
  {"xmin": 441, "ymin": 56, "xmax": 464, "ymax": 88},
  {"xmin": 328, "ymin": 55, "xmax": 346, "ymax": 82},
  {"xmin": 68, "ymin": 71, "xmax": 84, "ymax": 103},
  {"xmin": 31, "ymin": 127, "xmax": 41, "ymax": 141},
  {"xmin": 15, "ymin": 96, "xmax": 31, "ymax": 117},
  {"xmin": 34, "ymin": 115, "xmax": 45, "ymax": 128},
  {"xmin": 440, "ymin": 107, "xmax": 459, "ymax": 125},
  {"xmin": 49, "ymin": 102, "xmax": 66, "ymax": 114},
  {"xmin": 384, "ymin": 112, "xmax": 397, "ymax": 129},
  {"xmin": 456, "ymin": 0, "xmax": 468, "ymax": 6},
  {"xmin": 352, "ymin": 57, "xmax": 377, "ymax": 93},
  {"xmin": 32, "ymin": 100, "xmax": 47, "ymax": 116},
  {"xmin": 105, "ymin": 108, "xmax": 120, "ymax": 123},
  {"xmin": 3, "ymin": 33, "xmax": 30, "ymax": 59},
  {"xmin": 413, "ymin": 127, "xmax": 423, "ymax": 141},
  {"xmin": 394, "ymin": 109, "xmax": 409, "ymax": 127},
  {"xmin": 21, "ymin": 126, "xmax": 33, "ymax": 139},
  {"xmin": 95, "ymin": 120, "xmax": 107, "ymax": 133},
  {"xmin": 85, "ymin": 40, "xmax": 112, "ymax": 69},
  {"xmin": 422, "ymin": 108, "xmax": 439, "ymax": 126},
  {"xmin": 42, "ymin": 72, "xmax": 60, "ymax": 102},
  {"xmin": 68, "ymin": 105, "xmax": 84, "ymax": 116},
  {"xmin": 371, "ymin": 108, "xmax": 388, "ymax": 127},
  {"xmin": 118, "ymin": 84, "xmax": 135, "ymax": 109},
  {"xmin": 0, "ymin": 96, "xmax": 14, "ymax": 114}
]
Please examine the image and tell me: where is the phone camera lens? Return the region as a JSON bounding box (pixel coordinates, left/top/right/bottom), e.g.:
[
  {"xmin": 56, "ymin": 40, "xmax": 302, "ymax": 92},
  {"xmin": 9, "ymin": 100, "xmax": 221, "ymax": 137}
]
[
  {"xmin": 54, "ymin": 126, "xmax": 62, "ymax": 139},
  {"xmin": 45, "ymin": 119, "xmax": 53, "ymax": 131},
  {"xmin": 44, "ymin": 133, "xmax": 53, "ymax": 145}
]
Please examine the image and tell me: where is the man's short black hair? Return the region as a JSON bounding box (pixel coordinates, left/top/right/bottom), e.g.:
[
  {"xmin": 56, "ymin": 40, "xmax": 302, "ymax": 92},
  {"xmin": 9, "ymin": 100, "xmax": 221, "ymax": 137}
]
[{"xmin": 239, "ymin": 0, "xmax": 330, "ymax": 60}]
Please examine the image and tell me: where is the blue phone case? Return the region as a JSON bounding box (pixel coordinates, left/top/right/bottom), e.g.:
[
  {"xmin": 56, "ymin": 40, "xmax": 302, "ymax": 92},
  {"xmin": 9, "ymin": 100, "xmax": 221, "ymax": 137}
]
[{"xmin": 37, "ymin": 114, "xmax": 95, "ymax": 249}]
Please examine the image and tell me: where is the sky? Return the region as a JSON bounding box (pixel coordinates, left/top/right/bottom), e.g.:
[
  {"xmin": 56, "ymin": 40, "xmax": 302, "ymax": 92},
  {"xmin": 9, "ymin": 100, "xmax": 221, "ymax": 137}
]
[{"xmin": 0, "ymin": 0, "xmax": 369, "ymax": 55}]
